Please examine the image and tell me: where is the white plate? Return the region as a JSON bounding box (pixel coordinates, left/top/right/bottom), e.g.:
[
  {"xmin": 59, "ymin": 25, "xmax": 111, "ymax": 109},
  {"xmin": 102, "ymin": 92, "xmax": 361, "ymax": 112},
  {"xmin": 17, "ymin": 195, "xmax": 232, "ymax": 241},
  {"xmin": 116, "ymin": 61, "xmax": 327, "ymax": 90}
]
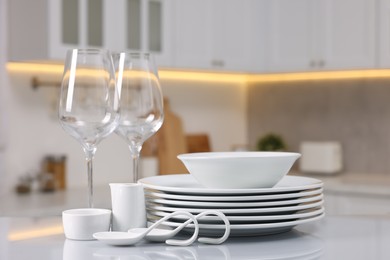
[
  {"xmin": 146, "ymin": 194, "xmax": 323, "ymax": 208},
  {"xmin": 145, "ymin": 187, "xmax": 323, "ymax": 202},
  {"xmin": 146, "ymin": 200, "xmax": 324, "ymax": 215},
  {"xmin": 148, "ymin": 213, "xmax": 325, "ymax": 237},
  {"xmin": 139, "ymin": 175, "xmax": 323, "ymax": 195},
  {"xmin": 147, "ymin": 207, "xmax": 325, "ymax": 224}
]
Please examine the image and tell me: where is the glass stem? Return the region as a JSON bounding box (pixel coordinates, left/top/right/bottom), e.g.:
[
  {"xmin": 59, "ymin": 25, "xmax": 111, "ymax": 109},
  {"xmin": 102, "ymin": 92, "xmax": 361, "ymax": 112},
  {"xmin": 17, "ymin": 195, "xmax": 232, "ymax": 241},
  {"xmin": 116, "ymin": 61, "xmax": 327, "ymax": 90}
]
[
  {"xmin": 85, "ymin": 149, "xmax": 96, "ymax": 208},
  {"xmin": 132, "ymin": 154, "xmax": 139, "ymax": 183},
  {"xmin": 87, "ymin": 156, "xmax": 93, "ymax": 208},
  {"xmin": 129, "ymin": 144, "xmax": 142, "ymax": 183}
]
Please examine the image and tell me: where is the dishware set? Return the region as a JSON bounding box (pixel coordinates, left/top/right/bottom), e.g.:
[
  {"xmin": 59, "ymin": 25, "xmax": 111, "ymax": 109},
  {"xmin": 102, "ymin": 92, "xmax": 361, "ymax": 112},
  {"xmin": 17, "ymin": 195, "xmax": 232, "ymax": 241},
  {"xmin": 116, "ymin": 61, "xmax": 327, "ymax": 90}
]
[
  {"xmin": 62, "ymin": 208, "xmax": 112, "ymax": 240},
  {"xmin": 113, "ymin": 52, "xmax": 164, "ymax": 184},
  {"xmin": 93, "ymin": 210, "xmax": 230, "ymax": 246},
  {"xmin": 59, "ymin": 48, "xmax": 325, "ymax": 246},
  {"xmin": 177, "ymin": 152, "xmax": 302, "ymax": 189},
  {"xmin": 140, "ymin": 173, "xmax": 325, "ymax": 237},
  {"xmin": 63, "ymin": 182, "xmax": 231, "ymax": 246},
  {"xmin": 59, "ymin": 49, "xmax": 163, "ymax": 208},
  {"xmin": 59, "ymin": 49, "xmax": 120, "ymax": 208}
]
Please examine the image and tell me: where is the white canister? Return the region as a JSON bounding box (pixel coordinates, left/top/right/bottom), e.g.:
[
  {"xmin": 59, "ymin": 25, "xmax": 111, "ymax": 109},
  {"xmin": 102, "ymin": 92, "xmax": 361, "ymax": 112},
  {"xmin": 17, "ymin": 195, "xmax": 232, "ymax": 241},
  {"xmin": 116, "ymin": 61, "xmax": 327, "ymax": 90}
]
[
  {"xmin": 109, "ymin": 183, "xmax": 146, "ymax": 232},
  {"xmin": 300, "ymin": 141, "xmax": 343, "ymax": 174}
]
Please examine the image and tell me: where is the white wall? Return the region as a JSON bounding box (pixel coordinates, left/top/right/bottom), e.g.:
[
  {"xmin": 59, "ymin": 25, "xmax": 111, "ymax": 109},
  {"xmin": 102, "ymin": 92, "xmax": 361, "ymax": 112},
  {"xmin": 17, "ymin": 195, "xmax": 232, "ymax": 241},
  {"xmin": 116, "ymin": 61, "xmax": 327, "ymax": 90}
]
[
  {"xmin": 161, "ymin": 80, "xmax": 248, "ymax": 151},
  {"xmin": 0, "ymin": 0, "xmax": 7, "ymax": 196},
  {"xmin": 4, "ymin": 72, "xmax": 248, "ymax": 192}
]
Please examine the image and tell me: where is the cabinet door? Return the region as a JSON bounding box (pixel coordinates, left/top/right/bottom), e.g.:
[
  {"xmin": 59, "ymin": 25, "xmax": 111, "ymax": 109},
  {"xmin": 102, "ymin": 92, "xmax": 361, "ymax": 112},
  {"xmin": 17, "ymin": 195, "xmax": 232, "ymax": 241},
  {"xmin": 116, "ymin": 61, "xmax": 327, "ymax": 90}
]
[
  {"xmin": 212, "ymin": 0, "xmax": 259, "ymax": 72},
  {"xmin": 173, "ymin": 0, "xmax": 262, "ymax": 71},
  {"xmin": 247, "ymin": 0, "xmax": 267, "ymax": 73},
  {"xmin": 48, "ymin": 0, "xmax": 80, "ymax": 59},
  {"xmin": 379, "ymin": 0, "xmax": 390, "ymax": 68},
  {"xmin": 148, "ymin": 0, "xmax": 174, "ymax": 67},
  {"xmin": 49, "ymin": 0, "xmax": 105, "ymax": 59},
  {"xmin": 266, "ymin": 0, "xmax": 317, "ymax": 72},
  {"xmin": 8, "ymin": 0, "xmax": 48, "ymax": 60},
  {"xmin": 318, "ymin": 0, "xmax": 376, "ymax": 69},
  {"xmin": 106, "ymin": 0, "xmax": 173, "ymax": 67},
  {"xmin": 104, "ymin": 0, "xmax": 126, "ymax": 53},
  {"xmin": 174, "ymin": 0, "xmax": 213, "ymax": 69}
]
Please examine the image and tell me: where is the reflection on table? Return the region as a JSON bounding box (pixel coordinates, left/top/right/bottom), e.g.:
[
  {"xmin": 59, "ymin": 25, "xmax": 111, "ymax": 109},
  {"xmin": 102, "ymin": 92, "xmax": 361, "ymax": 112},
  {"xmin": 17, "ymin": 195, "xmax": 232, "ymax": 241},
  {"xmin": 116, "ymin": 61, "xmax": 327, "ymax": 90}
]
[{"xmin": 1, "ymin": 215, "xmax": 390, "ymax": 259}]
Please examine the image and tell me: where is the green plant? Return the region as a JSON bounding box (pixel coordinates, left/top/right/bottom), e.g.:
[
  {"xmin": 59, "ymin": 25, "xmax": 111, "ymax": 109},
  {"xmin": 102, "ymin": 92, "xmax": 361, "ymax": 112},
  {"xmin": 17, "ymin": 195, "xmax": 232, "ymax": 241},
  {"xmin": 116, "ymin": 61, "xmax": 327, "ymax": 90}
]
[{"xmin": 257, "ymin": 133, "xmax": 286, "ymax": 151}]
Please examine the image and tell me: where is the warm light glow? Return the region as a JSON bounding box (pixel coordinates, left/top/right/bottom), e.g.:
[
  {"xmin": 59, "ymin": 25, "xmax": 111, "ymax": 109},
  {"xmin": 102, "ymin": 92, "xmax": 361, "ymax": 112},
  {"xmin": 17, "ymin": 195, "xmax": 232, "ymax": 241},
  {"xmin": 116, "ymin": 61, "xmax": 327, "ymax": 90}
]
[
  {"xmin": 159, "ymin": 69, "xmax": 247, "ymax": 83},
  {"xmin": 7, "ymin": 62, "xmax": 390, "ymax": 84},
  {"xmin": 7, "ymin": 62, "xmax": 64, "ymax": 75},
  {"xmin": 120, "ymin": 70, "xmax": 159, "ymax": 80},
  {"xmin": 8, "ymin": 225, "xmax": 63, "ymax": 241},
  {"xmin": 246, "ymin": 70, "xmax": 390, "ymax": 83}
]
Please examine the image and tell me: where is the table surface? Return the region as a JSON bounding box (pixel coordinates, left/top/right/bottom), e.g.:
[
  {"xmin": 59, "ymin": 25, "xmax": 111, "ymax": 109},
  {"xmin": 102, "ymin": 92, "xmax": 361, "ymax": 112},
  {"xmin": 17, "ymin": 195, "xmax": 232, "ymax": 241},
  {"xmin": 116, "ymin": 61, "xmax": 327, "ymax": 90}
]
[
  {"xmin": 2, "ymin": 174, "xmax": 390, "ymax": 259},
  {"xmin": 1, "ymin": 214, "xmax": 390, "ymax": 260}
]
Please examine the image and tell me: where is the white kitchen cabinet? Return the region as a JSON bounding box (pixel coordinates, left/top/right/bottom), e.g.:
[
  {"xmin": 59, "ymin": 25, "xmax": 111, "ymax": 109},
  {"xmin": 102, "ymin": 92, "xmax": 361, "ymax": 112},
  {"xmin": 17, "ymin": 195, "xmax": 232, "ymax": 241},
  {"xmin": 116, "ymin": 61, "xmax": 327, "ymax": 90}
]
[
  {"xmin": 173, "ymin": 0, "xmax": 212, "ymax": 69},
  {"xmin": 48, "ymin": 0, "xmax": 106, "ymax": 59},
  {"xmin": 266, "ymin": 0, "xmax": 376, "ymax": 72},
  {"xmin": 9, "ymin": 0, "xmax": 105, "ymax": 61},
  {"xmin": 378, "ymin": 0, "xmax": 390, "ymax": 67},
  {"xmin": 8, "ymin": 0, "xmax": 54, "ymax": 60},
  {"xmin": 104, "ymin": 0, "xmax": 174, "ymax": 67},
  {"xmin": 8, "ymin": 0, "xmax": 173, "ymax": 67},
  {"xmin": 147, "ymin": 0, "xmax": 174, "ymax": 67},
  {"xmin": 319, "ymin": 0, "xmax": 376, "ymax": 70},
  {"xmin": 173, "ymin": 0, "xmax": 265, "ymax": 72},
  {"xmin": 265, "ymin": 0, "xmax": 315, "ymax": 72}
]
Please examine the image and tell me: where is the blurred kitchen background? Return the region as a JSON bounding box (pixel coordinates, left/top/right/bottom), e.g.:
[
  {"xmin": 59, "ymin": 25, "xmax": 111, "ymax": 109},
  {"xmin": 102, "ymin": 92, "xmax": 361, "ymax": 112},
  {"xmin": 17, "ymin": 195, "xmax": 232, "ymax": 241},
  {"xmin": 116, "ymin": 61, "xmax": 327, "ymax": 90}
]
[{"xmin": 2, "ymin": 0, "xmax": 390, "ymax": 216}]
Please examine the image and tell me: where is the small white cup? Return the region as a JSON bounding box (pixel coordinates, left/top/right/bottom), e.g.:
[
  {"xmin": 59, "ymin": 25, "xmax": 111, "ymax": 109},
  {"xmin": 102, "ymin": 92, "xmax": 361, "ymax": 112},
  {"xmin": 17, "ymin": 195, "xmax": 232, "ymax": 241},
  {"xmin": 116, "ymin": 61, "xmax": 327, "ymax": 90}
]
[
  {"xmin": 62, "ymin": 208, "xmax": 111, "ymax": 240},
  {"xmin": 110, "ymin": 183, "xmax": 146, "ymax": 232}
]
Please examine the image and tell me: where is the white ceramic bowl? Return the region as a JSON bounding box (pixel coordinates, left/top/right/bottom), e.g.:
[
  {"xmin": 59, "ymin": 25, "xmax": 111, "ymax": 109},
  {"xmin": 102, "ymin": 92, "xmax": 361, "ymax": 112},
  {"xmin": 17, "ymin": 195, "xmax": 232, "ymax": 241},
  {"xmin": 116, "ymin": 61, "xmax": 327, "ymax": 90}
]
[
  {"xmin": 177, "ymin": 152, "xmax": 301, "ymax": 189},
  {"xmin": 62, "ymin": 208, "xmax": 111, "ymax": 240}
]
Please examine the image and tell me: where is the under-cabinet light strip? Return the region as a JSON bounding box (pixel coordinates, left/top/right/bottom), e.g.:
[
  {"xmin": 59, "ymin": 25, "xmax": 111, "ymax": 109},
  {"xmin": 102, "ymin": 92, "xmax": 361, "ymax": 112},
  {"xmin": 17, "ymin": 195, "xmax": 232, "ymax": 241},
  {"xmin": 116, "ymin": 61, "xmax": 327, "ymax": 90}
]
[
  {"xmin": 7, "ymin": 62, "xmax": 390, "ymax": 83},
  {"xmin": 247, "ymin": 69, "xmax": 390, "ymax": 83},
  {"xmin": 7, "ymin": 62, "xmax": 64, "ymax": 75},
  {"xmin": 159, "ymin": 69, "xmax": 247, "ymax": 83}
]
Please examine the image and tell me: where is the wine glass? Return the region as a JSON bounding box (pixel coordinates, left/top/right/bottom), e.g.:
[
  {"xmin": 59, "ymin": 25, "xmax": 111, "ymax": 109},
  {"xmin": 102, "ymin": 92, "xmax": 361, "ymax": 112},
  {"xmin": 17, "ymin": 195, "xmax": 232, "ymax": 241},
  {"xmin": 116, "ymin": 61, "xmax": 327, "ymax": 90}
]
[
  {"xmin": 113, "ymin": 52, "xmax": 164, "ymax": 183},
  {"xmin": 59, "ymin": 49, "xmax": 120, "ymax": 208}
]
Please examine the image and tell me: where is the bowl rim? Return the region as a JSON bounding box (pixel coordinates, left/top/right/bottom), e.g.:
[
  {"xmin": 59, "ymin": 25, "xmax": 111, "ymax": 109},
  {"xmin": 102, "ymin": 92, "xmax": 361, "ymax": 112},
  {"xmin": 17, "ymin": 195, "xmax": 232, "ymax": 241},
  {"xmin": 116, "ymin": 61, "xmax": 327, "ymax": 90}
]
[
  {"xmin": 178, "ymin": 151, "xmax": 301, "ymax": 160},
  {"xmin": 62, "ymin": 208, "xmax": 111, "ymax": 217}
]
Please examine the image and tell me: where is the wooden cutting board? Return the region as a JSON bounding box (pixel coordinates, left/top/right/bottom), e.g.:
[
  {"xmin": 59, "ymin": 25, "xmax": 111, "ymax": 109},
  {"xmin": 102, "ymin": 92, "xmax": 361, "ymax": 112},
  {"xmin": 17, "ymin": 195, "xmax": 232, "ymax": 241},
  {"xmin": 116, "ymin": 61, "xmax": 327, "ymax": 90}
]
[
  {"xmin": 186, "ymin": 134, "xmax": 211, "ymax": 153},
  {"xmin": 143, "ymin": 99, "xmax": 189, "ymax": 174}
]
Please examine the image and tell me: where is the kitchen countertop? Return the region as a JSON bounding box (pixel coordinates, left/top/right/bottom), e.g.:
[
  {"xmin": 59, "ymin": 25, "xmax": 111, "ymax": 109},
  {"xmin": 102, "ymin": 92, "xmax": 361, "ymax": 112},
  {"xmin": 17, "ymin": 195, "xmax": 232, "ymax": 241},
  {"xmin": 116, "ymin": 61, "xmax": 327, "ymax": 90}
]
[
  {"xmin": 1, "ymin": 173, "xmax": 390, "ymax": 259},
  {"xmin": 0, "ymin": 186, "xmax": 112, "ymax": 217},
  {"xmin": 292, "ymin": 171, "xmax": 390, "ymax": 196},
  {"xmin": 1, "ymin": 214, "xmax": 390, "ymax": 259}
]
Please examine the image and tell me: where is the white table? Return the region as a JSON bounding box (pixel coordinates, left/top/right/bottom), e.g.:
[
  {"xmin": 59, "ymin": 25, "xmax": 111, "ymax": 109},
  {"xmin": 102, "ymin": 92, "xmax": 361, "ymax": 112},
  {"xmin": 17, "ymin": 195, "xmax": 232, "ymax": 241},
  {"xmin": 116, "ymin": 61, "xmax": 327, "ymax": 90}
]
[{"xmin": 1, "ymin": 214, "xmax": 390, "ymax": 259}]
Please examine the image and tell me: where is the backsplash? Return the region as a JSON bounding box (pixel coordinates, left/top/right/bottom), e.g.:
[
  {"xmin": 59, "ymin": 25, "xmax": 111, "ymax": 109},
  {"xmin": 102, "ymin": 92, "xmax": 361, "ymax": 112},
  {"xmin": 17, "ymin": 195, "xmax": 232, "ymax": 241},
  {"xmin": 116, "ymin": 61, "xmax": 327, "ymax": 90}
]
[
  {"xmin": 248, "ymin": 79, "xmax": 390, "ymax": 174},
  {"xmin": 2, "ymin": 72, "xmax": 247, "ymax": 192}
]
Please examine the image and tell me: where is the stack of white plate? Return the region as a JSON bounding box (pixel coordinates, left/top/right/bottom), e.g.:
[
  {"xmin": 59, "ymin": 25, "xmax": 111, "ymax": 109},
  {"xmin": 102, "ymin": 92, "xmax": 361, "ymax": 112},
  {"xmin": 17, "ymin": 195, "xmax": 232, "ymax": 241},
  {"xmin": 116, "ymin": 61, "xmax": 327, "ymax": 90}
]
[{"xmin": 138, "ymin": 174, "xmax": 324, "ymax": 237}]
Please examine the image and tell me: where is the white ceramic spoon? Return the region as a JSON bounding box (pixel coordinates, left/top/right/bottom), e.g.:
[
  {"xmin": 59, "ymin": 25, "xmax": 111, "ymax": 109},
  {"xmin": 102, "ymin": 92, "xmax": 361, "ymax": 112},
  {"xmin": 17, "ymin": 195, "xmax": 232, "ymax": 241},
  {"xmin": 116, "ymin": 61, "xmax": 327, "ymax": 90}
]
[
  {"xmin": 130, "ymin": 210, "xmax": 230, "ymax": 245},
  {"xmin": 130, "ymin": 219, "xmax": 192, "ymax": 243},
  {"xmin": 196, "ymin": 210, "xmax": 230, "ymax": 245},
  {"xmin": 93, "ymin": 211, "xmax": 199, "ymax": 246}
]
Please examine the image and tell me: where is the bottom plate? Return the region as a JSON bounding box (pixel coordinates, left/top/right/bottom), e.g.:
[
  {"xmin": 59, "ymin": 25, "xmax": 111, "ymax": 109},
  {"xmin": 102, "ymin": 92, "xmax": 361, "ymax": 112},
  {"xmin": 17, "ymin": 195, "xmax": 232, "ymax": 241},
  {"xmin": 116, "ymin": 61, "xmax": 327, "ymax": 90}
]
[
  {"xmin": 147, "ymin": 207, "xmax": 324, "ymax": 224},
  {"xmin": 148, "ymin": 213, "xmax": 325, "ymax": 237}
]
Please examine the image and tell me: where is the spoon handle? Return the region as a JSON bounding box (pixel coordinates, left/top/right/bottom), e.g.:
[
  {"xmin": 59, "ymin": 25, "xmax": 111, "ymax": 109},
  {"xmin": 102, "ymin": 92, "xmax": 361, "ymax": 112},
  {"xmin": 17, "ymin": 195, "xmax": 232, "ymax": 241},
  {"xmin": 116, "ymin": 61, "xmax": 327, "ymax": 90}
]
[
  {"xmin": 165, "ymin": 211, "xmax": 199, "ymax": 246},
  {"xmin": 146, "ymin": 211, "xmax": 194, "ymax": 235},
  {"xmin": 196, "ymin": 210, "xmax": 231, "ymax": 244}
]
